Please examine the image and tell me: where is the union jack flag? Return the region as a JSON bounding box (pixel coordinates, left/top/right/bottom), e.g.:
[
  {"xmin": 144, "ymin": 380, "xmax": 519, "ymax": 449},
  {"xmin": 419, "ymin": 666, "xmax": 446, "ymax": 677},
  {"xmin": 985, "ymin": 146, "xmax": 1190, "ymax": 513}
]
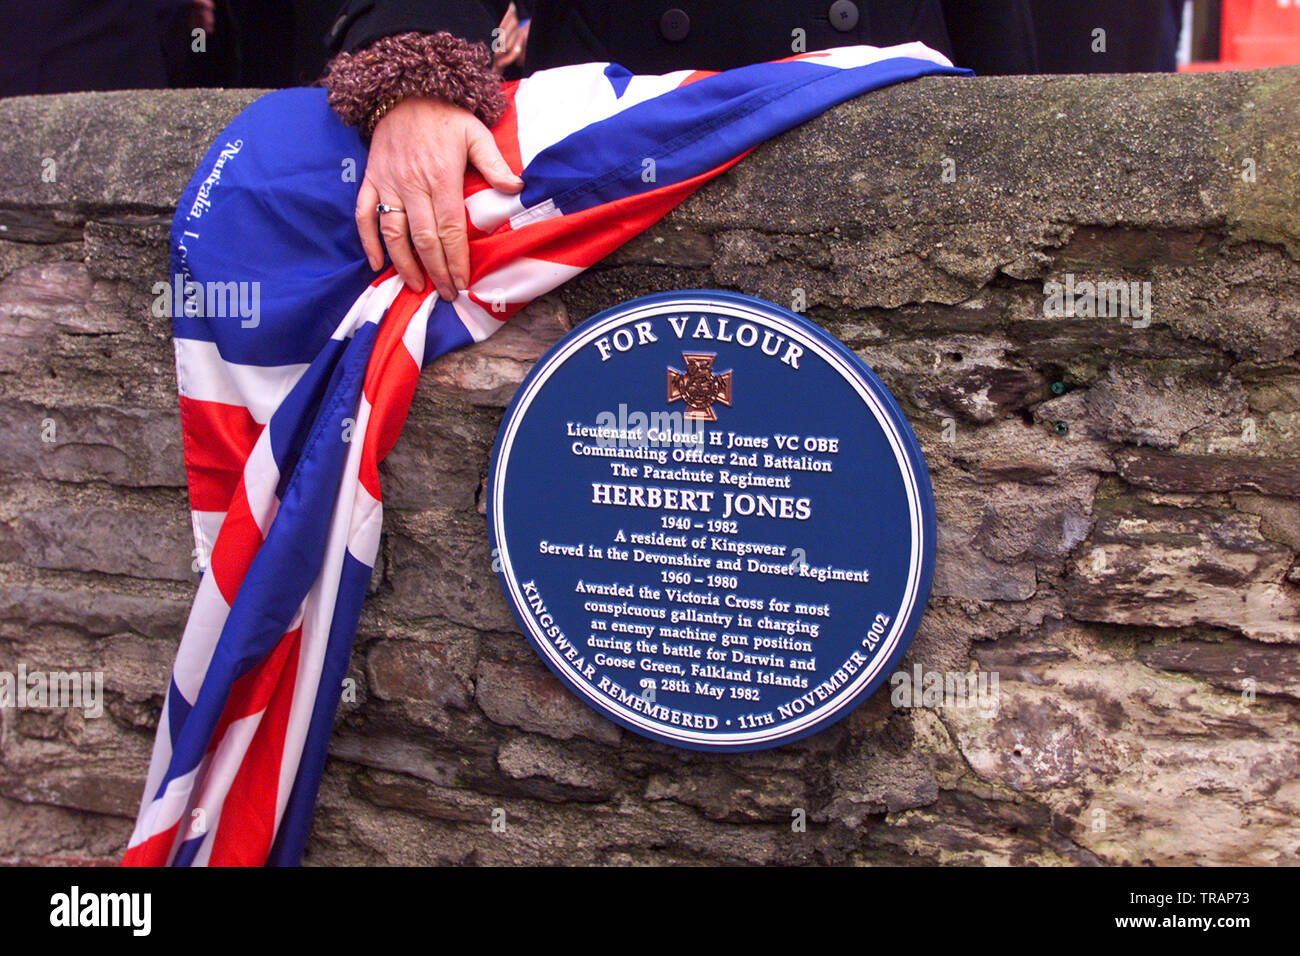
[{"xmin": 123, "ymin": 42, "xmax": 965, "ymax": 866}]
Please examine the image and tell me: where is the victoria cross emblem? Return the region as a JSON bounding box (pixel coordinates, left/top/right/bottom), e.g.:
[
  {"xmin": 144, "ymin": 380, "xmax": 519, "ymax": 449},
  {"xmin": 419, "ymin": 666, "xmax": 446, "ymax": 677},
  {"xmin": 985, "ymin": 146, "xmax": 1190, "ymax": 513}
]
[{"xmin": 667, "ymin": 352, "xmax": 732, "ymax": 421}]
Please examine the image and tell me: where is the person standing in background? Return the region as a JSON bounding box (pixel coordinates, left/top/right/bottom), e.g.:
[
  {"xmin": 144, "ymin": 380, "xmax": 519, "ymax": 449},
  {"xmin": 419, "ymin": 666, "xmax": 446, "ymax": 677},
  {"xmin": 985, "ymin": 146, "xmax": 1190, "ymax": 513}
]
[
  {"xmin": 325, "ymin": 0, "xmax": 1038, "ymax": 76},
  {"xmin": 0, "ymin": 1, "xmax": 197, "ymax": 95},
  {"xmin": 0, "ymin": 1, "xmax": 344, "ymax": 97},
  {"xmin": 321, "ymin": 0, "xmax": 1039, "ymax": 299},
  {"xmin": 1029, "ymin": 0, "xmax": 1185, "ymax": 73}
]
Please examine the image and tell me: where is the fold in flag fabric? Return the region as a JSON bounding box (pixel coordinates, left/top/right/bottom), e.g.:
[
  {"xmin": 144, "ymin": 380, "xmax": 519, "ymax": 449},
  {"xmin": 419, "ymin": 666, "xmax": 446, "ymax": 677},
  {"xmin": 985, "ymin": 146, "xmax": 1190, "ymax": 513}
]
[{"xmin": 123, "ymin": 42, "xmax": 967, "ymax": 866}]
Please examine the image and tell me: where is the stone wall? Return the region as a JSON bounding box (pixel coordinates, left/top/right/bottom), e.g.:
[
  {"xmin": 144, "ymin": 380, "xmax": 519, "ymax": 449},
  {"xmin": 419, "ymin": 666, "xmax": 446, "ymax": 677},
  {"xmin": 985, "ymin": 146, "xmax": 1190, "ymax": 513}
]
[{"xmin": 1, "ymin": 69, "xmax": 1298, "ymax": 865}]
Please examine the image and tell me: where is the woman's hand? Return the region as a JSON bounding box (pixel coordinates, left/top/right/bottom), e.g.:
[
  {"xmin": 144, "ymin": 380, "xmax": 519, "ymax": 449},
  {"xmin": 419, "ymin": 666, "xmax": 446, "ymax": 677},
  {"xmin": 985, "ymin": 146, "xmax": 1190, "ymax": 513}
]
[
  {"xmin": 191, "ymin": 0, "xmax": 215, "ymax": 34},
  {"xmin": 356, "ymin": 97, "xmax": 524, "ymax": 298},
  {"xmin": 493, "ymin": 3, "xmax": 531, "ymax": 71}
]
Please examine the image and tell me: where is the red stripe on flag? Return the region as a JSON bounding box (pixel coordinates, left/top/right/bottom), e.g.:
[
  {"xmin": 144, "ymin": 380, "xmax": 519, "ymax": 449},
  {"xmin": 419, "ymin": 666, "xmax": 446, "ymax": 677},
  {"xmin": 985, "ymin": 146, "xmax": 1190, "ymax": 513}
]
[
  {"xmin": 469, "ymin": 154, "xmax": 749, "ymax": 282},
  {"xmin": 357, "ymin": 291, "xmax": 425, "ymax": 502},
  {"xmin": 465, "ymin": 292, "xmax": 529, "ymax": 322},
  {"xmin": 178, "ymin": 396, "xmax": 264, "ymax": 514},
  {"xmin": 772, "ymin": 51, "xmax": 834, "ymax": 64},
  {"xmin": 121, "ymin": 818, "xmax": 182, "ymax": 867},
  {"xmin": 466, "ymin": 80, "xmax": 523, "ymax": 239},
  {"xmin": 360, "ymin": 284, "xmax": 425, "ymax": 410},
  {"xmin": 209, "ymin": 483, "xmax": 266, "ymax": 606},
  {"xmin": 205, "ymin": 628, "xmax": 303, "ymax": 867},
  {"xmin": 678, "ymin": 69, "xmax": 717, "ymax": 86},
  {"xmin": 206, "ymin": 624, "xmax": 302, "ymax": 753}
]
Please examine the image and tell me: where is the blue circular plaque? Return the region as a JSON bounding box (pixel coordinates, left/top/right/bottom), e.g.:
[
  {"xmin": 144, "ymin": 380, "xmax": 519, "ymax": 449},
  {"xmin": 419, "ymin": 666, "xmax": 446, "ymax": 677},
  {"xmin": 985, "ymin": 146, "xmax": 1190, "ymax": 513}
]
[{"xmin": 488, "ymin": 291, "xmax": 935, "ymax": 751}]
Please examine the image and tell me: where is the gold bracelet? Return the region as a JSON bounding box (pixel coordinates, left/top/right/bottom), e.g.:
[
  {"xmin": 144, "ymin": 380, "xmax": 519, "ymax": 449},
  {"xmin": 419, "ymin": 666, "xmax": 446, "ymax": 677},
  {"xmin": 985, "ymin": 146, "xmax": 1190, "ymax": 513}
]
[{"xmin": 362, "ymin": 97, "xmax": 399, "ymax": 140}]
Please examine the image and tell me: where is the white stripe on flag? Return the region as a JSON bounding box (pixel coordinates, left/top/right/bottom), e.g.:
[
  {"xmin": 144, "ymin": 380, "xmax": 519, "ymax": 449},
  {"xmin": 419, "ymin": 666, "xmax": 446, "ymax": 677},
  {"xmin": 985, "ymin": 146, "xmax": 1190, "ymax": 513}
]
[
  {"xmin": 809, "ymin": 41, "xmax": 956, "ymax": 69},
  {"xmin": 466, "ymin": 188, "xmax": 526, "ymax": 234},
  {"xmin": 473, "ymin": 255, "xmax": 585, "ymax": 308},
  {"xmin": 173, "ymin": 338, "xmax": 308, "ymax": 424},
  {"xmin": 183, "ymin": 708, "xmax": 266, "ymax": 865},
  {"xmin": 191, "ymin": 510, "xmax": 224, "ymax": 571},
  {"xmin": 127, "ymin": 760, "xmax": 201, "ymax": 851},
  {"xmin": 171, "ymin": 573, "xmax": 234, "ymax": 702},
  {"xmin": 241, "ymin": 428, "xmax": 282, "ymax": 537},
  {"xmin": 512, "ymin": 62, "xmax": 696, "ymax": 168},
  {"xmin": 509, "ymin": 198, "xmax": 561, "ymax": 229}
]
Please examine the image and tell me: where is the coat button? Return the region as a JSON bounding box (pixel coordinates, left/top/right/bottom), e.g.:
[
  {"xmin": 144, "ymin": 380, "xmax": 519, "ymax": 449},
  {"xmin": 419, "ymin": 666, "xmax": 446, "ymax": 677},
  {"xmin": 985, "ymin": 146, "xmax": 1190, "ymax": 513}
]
[
  {"xmin": 828, "ymin": 0, "xmax": 859, "ymax": 32},
  {"xmin": 660, "ymin": 8, "xmax": 691, "ymax": 42}
]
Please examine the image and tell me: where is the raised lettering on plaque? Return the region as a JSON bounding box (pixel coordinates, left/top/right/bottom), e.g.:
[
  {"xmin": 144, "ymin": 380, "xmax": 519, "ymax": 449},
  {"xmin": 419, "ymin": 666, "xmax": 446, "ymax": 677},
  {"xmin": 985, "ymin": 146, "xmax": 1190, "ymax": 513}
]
[{"xmin": 488, "ymin": 291, "xmax": 935, "ymax": 750}]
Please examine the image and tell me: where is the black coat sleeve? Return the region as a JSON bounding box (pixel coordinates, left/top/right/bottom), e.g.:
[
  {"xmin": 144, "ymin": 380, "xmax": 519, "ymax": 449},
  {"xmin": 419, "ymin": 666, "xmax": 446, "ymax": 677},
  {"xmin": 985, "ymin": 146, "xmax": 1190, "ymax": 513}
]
[
  {"xmin": 326, "ymin": 0, "xmax": 515, "ymax": 54},
  {"xmin": 939, "ymin": 0, "xmax": 1039, "ymax": 75}
]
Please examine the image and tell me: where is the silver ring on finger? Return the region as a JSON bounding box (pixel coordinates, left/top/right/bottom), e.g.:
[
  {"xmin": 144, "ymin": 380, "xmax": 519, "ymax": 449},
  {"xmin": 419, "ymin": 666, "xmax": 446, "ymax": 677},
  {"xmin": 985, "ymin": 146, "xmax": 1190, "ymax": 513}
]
[{"xmin": 376, "ymin": 202, "xmax": 404, "ymax": 215}]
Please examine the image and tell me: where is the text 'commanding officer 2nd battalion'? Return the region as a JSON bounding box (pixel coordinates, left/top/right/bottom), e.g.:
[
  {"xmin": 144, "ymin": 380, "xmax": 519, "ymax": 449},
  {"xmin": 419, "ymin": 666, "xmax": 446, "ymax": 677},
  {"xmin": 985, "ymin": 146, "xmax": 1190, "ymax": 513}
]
[{"xmin": 321, "ymin": 0, "xmax": 1037, "ymax": 301}]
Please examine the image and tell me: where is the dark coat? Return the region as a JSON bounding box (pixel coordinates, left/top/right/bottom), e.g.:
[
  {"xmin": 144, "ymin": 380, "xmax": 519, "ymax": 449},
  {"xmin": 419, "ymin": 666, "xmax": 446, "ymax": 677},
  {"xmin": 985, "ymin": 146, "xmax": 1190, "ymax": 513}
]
[
  {"xmin": 326, "ymin": 0, "xmax": 1038, "ymax": 75},
  {"xmin": 0, "ymin": 0, "xmax": 172, "ymax": 95},
  {"xmin": 1029, "ymin": 0, "xmax": 1183, "ymax": 73}
]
